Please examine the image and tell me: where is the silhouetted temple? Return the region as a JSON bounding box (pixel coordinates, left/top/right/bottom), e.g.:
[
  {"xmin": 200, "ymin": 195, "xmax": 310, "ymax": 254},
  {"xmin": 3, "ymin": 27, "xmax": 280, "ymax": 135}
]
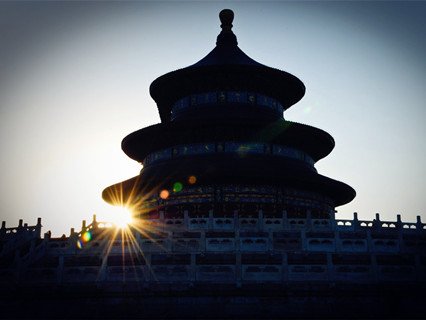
[{"xmin": 1, "ymin": 9, "xmax": 425, "ymax": 319}]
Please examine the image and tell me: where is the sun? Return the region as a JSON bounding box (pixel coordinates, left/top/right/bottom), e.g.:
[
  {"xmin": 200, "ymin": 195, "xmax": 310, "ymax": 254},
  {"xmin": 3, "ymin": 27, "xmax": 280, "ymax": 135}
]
[{"xmin": 108, "ymin": 206, "xmax": 134, "ymax": 229}]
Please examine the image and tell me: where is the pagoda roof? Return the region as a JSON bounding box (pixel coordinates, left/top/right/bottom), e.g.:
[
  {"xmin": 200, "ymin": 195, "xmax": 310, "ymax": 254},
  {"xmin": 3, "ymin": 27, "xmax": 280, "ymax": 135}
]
[
  {"xmin": 102, "ymin": 156, "xmax": 355, "ymax": 207},
  {"xmin": 121, "ymin": 119, "xmax": 334, "ymax": 163},
  {"xmin": 150, "ymin": 9, "xmax": 305, "ymax": 122},
  {"xmin": 191, "ymin": 37, "xmax": 262, "ymax": 67}
]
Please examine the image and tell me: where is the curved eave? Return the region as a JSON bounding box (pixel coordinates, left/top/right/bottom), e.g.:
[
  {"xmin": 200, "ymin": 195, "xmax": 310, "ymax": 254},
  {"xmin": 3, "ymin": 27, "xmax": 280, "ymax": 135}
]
[
  {"xmin": 136, "ymin": 155, "xmax": 355, "ymax": 207},
  {"xmin": 102, "ymin": 176, "xmax": 141, "ymax": 206},
  {"xmin": 102, "ymin": 156, "xmax": 355, "ymax": 207},
  {"xmin": 150, "ymin": 64, "xmax": 305, "ymax": 122},
  {"xmin": 121, "ymin": 119, "xmax": 334, "ymax": 163}
]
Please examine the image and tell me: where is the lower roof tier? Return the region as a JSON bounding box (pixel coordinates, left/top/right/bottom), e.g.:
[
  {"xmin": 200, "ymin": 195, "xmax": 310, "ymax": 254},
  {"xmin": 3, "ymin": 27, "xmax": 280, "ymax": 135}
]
[
  {"xmin": 102, "ymin": 154, "xmax": 355, "ymax": 207},
  {"xmin": 122, "ymin": 119, "xmax": 335, "ymax": 163}
]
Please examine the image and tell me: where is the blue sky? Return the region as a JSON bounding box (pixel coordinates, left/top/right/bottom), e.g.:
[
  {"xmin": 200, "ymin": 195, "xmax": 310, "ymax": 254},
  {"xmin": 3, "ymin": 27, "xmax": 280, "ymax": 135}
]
[{"xmin": 0, "ymin": 1, "xmax": 425, "ymax": 236}]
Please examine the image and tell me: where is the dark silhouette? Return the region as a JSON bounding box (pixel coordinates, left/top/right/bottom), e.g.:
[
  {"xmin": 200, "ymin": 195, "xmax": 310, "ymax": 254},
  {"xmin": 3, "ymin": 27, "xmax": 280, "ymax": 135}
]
[{"xmin": 1, "ymin": 9, "xmax": 425, "ymax": 319}]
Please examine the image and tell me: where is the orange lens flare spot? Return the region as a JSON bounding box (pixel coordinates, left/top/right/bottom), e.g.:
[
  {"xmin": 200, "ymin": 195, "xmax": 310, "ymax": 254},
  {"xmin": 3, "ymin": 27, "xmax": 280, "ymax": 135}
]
[
  {"xmin": 160, "ymin": 189, "xmax": 170, "ymax": 199},
  {"xmin": 188, "ymin": 175, "xmax": 197, "ymax": 184}
]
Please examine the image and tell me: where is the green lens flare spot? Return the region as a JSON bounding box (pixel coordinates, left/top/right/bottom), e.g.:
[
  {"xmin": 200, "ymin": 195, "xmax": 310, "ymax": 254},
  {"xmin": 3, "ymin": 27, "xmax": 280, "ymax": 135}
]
[{"xmin": 173, "ymin": 182, "xmax": 183, "ymax": 192}]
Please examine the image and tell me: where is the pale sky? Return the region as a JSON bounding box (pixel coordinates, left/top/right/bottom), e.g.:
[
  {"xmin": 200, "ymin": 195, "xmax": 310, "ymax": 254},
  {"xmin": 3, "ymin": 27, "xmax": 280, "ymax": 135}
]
[{"xmin": 0, "ymin": 1, "xmax": 425, "ymax": 236}]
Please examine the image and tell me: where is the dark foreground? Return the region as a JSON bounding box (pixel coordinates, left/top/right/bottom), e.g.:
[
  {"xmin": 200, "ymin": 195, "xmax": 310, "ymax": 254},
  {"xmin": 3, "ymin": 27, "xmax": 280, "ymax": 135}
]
[{"xmin": 1, "ymin": 283, "xmax": 425, "ymax": 319}]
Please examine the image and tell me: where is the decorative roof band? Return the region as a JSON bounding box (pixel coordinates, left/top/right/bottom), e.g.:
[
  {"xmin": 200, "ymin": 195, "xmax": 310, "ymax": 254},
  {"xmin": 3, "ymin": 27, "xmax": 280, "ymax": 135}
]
[
  {"xmin": 143, "ymin": 142, "xmax": 315, "ymax": 168},
  {"xmin": 135, "ymin": 184, "xmax": 333, "ymax": 210},
  {"xmin": 171, "ymin": 91, "xmax": 284, "ymax": 120}
]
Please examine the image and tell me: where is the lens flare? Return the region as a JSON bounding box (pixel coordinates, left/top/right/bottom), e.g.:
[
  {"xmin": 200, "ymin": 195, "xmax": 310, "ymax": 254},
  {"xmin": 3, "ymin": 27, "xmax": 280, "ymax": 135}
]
[
  {"xmin": 188, "ymin": 175, "xmax": 197, "ymax": 184},
  {"xmin": 173, "ymin": 182, "xmax": 183, "ymax": 192},
  {"xmin": 160, "ymin": 189, "xmax": 170, "ymax": 199},
  {"xmin": 82, "ymin": 231, "xmax": 92, "ymax": 242},
  {"xmin": 109, "ymin": 206, "xmax": 133, "ymax": 229},
  {"xmin": 76, "ymin": 240, "xmax": 83, "ymax": 249},
  {"xmin": 97, "ymin": 178, "xmax": 170, "ymax": 278},
  {"xmin": 303, "ymin": 106, "xmax": 312, "ymax": 114}
]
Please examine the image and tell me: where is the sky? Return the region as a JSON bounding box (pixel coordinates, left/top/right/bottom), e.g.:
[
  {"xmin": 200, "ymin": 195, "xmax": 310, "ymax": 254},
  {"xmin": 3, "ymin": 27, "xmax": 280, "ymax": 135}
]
[{"xmin": 0, "ymin": 1, "xmax": 425, "ymax": 236}]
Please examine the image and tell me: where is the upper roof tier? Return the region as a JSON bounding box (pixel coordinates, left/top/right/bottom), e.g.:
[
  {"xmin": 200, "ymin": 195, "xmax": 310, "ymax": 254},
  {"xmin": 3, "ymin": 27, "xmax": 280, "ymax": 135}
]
[{"xmin": 150, "ymin": 9, "xmax": 306, "ymax": 123}]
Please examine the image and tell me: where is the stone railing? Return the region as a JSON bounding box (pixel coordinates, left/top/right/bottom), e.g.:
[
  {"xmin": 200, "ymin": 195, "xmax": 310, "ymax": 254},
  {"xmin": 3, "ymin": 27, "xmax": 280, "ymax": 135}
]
[{"xmin": 335, "ymin": 213, "xmax": 425, "ymax": 231}]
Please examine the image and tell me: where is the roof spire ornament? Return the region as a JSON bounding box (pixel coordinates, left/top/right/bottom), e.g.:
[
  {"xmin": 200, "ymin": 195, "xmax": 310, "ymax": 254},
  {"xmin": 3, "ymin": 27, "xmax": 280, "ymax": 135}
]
[
  {"xmin": 219, "ymin": 9, "xmax": 234, "ymax": 32},
  {"xmin": 217, "ymin": 9, "xmax": 237, "ymax": 46}
]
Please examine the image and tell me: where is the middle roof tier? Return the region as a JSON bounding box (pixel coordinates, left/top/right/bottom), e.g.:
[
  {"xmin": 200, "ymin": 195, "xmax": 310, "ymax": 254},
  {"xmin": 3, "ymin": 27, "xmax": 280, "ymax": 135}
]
[{"xmin": 122, "ymin": 118, "xmax": 335, "ymax": 163}]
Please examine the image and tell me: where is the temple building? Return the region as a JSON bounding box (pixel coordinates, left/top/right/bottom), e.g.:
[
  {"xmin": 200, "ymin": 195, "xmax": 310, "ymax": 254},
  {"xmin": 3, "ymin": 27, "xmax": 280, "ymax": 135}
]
[{"xmin": 1, "ymin": 9, "xmax": 425, "ymax": 319}]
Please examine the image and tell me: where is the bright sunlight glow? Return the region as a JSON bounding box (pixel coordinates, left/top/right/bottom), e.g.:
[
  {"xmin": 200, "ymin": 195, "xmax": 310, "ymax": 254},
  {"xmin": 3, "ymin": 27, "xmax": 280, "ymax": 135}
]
[{"xmin": 105, "ymin": 206, "xmax": 134, "ymax": 229}]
